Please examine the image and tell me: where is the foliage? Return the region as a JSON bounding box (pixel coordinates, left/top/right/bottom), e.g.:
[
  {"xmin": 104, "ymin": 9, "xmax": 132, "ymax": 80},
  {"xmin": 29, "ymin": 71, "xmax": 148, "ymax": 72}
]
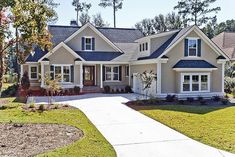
[
  {"xmin": 174, "ymin": 0, "xmax": 221, "ymax": 26},
  {"xmin": 72, "ymin": 0, "xmax": 91, "ymax": 25},
  {"xmin": 187, "ymin": 97, "xmax": 194, "ymax": 102},
  {"xmin": 20, "ymin": 71, "xmax": 30, "ymax": 91},
  {"xmin": 212, "ymin": 96, "xmax": 221, "ymax": 102},
  {"xmin": 104, "ymin": 85, "xmax": 111, "ymax": 93},
  {"xmin": 92, "ymin": 13, "xmax": 109, "ymax": 27},
  {"xmin": 165, "ymin": 95, "xmax": 176, "ymax": 102},
  {"xmin": 0, "ymin": 98, "xmax": 115, "ymax": 156},
  {"xmin": 125, "ymin": 85, "xmax": 132, "ymax": 93},
  {"xmin": 1, "ymin": 84, "xmax": 18, "ymax": 97},
  {"xmin": 74, "ymin": 86, "xmax": 80, "ymax": 95},
  {"xmin": 135, "ymin": 12, "xmax": 183, "ymax": 36},
  {"xmin": 79, "ymin": 12, "xmax": 91, "ymax": 26},
  {"xmin": 135, "ymin": 105, "xmax": 235, "ymax": 153},
  {"xmin": 99, "ymin": 0, "xmax": 124, "ymax": 28}
]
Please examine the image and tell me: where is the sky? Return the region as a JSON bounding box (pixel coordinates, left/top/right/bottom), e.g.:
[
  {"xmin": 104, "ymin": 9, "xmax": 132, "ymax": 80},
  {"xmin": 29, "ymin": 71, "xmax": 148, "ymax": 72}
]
[{"xmin": 54, "ymin": 0, "xmax": 235, "ymax": 28}]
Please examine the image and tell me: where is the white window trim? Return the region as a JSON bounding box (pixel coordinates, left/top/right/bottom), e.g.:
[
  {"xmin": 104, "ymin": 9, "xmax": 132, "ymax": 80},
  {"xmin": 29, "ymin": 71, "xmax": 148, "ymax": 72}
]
[
  {"xmin": 29, "ymin": 65, "xmax": 38, "ymax": 80},
  {"xmin": 187, "ymin": 37, "xmax": 199, "ymax": 57},
  {"xmin": 104, "ymin": 65, "xmax": 120, "ymax": 82},
  {"xmin": 180, "ymin": 73, "xmax": 210, "ymax": 93},
  {"xmin": 125, "ymin": 65, "xmax": 129, "ymax": 77},
  {"xmin": 53, "ymin": 64, "xmax": 72, "ymax": 83},
  {"xmin": 84, "ymin": 36, "xmax": 93, "ymax": 51}
]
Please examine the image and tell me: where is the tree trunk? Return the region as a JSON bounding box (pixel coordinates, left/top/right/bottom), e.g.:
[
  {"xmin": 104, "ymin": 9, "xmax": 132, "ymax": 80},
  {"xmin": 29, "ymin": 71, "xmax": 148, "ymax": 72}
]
[
  {"xmin": 15, "ymin": 27, "xmax": 20, "ymax": 83},
  {"xmin": 113, "ymin": 1, "xmax": 116, "ymax": 28},
  {"xmin": 194, "ymin": 0, "xmax": 198, "ymax": 25},
  {"xmin": 0, "ymin": 16, "xmax": 4, "ymax": 92}
]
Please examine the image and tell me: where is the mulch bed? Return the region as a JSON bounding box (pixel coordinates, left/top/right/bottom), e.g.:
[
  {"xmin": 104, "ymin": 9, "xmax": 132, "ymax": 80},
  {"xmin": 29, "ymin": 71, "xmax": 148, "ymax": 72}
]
[
  {"xmin": 22, "ymin": 104, "xmax": 76, "ymax": 112},
  {"xmin": 0, "ymin": 123, "xmax": 84, "ymax": 157}
]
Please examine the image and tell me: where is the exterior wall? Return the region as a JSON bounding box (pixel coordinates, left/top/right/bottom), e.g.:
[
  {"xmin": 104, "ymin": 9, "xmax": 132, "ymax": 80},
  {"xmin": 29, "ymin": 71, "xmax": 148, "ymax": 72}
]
[
  {"xmin": 130, "ymin": 64, "xmax": 157, "ymax": 87},
  {"xmin": 48, "ymin": 47, "xmax": 76, "ymax": 64},
  {"xmin": 22, "ymin": 63, "xmax": 40, "ymax": 87},
  {"xmin": 67, "ymin": 27, "xmax": 117, "ymax": 52},
  {"xmin": 161, "ymin": 30, "xmax": 223, "ymax": 94},
  {"xmin": 74, "ymin": 64, "xmax": 80, "ymax": 85}
]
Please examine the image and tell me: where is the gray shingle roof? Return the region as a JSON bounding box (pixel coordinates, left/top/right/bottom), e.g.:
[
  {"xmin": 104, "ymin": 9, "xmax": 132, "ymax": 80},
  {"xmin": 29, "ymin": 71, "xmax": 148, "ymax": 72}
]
[
  {"xmin": 173, "ymin": 60, "xmax": 217, "ymax": 69},
  {"xmin": 138, "ymin": 26, "xmax": 194, "ymax": 60},
  {"xmin": 75, "ymin": 51, "xmax": 123, "ymax": 61},
  {"xmin": 48, "ymin": 25, "xmax": 144, "ymax": 46},
  {"xmin": 25, "ymin": 47, "xmax": 48, "ymax": 62}
]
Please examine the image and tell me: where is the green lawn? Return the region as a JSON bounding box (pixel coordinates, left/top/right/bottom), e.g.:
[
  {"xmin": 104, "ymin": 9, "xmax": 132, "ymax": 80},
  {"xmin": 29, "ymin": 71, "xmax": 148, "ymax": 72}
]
[
  {"xmin": 0, "ymin": 98, "xmax": 116, "ymax": 157},
  {"xmin": 130, "ymin": 104, "xmax": 235, "ymax": 153}
]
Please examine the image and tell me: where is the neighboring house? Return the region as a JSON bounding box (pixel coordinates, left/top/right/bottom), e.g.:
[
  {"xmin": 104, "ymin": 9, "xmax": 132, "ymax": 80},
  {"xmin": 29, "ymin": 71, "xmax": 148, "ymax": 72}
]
[
  {"xmin": 21, "ymin": 23, "xmax": 229, "ymax": 98},
  {"xmin": 212, "ymin": 32, "xmax": 235, "ymax": 61}
]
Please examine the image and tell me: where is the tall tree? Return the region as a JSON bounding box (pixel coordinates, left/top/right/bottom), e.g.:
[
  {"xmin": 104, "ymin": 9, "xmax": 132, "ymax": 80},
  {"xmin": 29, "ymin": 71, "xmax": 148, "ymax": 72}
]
[
  {"xmin": 165, "ymin": 12, "xmax": 183, "ymax": 30},
  {"xmin": 174, "ymin": 0, "xmax": 221, "ymax": 26},
  {"xmin": 72, "ymin": 0, "xmax": 91, "ymax": 26},
  {"xmin": 0, "ymin": 0, "xmax": 58, "ymax": 91},
  {"xmin": 79, "ymin": 12, "xmax": 91, "ymax": 26},
  {"xmin": 135, "ymin": 19, "xmax": 155, "ymax": 36},
  {"xmin": 153, "ymin": 14, "xmax": 167, "ymax": 32},
  {"xmin": 99, "ymin": 0, "xmax": 124, "ymax": 28},
  {"xmin": 92, "ymin": 13, "xmax": 109, "ymax": 27}
]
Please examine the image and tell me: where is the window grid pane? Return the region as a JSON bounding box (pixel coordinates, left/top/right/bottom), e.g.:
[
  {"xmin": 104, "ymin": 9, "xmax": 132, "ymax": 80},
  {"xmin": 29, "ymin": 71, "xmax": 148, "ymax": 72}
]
[{"xmin": 188, "ymin": 39, "xmax": 197, "ymax": 56}]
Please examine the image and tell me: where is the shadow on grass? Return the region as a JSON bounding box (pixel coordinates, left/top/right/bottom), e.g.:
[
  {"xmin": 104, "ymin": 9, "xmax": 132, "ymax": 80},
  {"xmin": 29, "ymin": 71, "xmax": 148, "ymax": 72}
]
[{"xmin": 128, "ymin": 104, "xmax": 231, "ymax": 114}]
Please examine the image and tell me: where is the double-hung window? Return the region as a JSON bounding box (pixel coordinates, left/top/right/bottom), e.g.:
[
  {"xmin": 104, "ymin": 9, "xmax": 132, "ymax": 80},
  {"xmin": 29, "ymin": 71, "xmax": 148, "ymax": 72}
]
[
  {"xmin": 105, "ymin": 66, "xmax": 119, "ymax": 81},
  {"xmin": 29, "ymin": 65, "xmax": 38, "ymax": 80},
  {"xmin": 181, "ymin": 73, "xmax": 210, "ymax": 93},
  {"xmin": 85, "ymin": 37, "xmax": 92, "ymax": 50},
  {"xmin": 188, "ymin": 39, "xmax": 197, "ymax": 56},
  {"xmin": 54, "ymin": 65, "xmax": 71, "ymax": 83}
]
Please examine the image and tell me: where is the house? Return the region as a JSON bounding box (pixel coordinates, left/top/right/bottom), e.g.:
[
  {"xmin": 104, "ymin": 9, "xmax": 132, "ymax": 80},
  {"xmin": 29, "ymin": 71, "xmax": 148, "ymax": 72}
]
[
  {"xmin": 212, "ymin": 32, "xmax": 235, "ymax": 61},
  {"xmin": 21, "ymin": 23, "xmax": 229, "ymax": 98}
]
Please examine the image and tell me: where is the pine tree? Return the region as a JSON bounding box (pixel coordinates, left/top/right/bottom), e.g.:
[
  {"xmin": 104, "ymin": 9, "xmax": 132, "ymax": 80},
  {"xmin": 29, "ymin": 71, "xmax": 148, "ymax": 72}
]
[
  {"xmin": 92, "ymin": 13, "xmax": 109, "ymax": 27},
  {"xmin": 72, "ymin": 0, "xmax": 91, "ymax": 25},
  {"xmin": 99, "ymin": 0, "xmax": 124, "ymax": 28}
]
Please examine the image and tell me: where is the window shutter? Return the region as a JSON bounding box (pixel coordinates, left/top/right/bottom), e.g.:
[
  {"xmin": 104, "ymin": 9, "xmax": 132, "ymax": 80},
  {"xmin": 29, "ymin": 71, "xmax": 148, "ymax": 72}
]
[
  {"xmin": 197, "ymin": 39, "xmax": 201, "ymax": 57},
  {"xmin": 119, "ymin": 66, "xmax": 122, "ymax": 81},
  {"xmin": 184, "ymin": 39, "xmax": 188, "ymax": 57},
  {"xmin": 71, "ymin": 65, "xmax": 74, "ymax": 82},
  {"xmin": 92, "ymin": 37, "xmax": 95, "ymax": 50},
  {"xmin": 82, "ymin": 37, "xmax": 85, "ymax": 50},
  {"xmin": 102, "ymin": 66, "xmax": 105, "ymax": 81},
  {"xmin": 50, "ymin": 65, "xmax": 54, "ymax": 80}
]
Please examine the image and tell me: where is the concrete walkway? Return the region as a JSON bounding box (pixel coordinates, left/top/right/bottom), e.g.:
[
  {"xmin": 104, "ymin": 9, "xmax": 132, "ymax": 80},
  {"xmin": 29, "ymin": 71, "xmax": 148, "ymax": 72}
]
[{"xmin": 30, "ymin": 94, "xmax": 235, "ymax": 157}]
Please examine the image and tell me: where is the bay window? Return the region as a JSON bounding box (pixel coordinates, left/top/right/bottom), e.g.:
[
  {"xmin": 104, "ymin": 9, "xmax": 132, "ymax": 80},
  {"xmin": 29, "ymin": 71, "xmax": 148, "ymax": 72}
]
[
  {"xmin": 105, "ymin": 66, "xmax": 120, "ymax": 81},
  {"xmin": 181, "ymin": 73, "xmax": 210, "ymax": 93}
]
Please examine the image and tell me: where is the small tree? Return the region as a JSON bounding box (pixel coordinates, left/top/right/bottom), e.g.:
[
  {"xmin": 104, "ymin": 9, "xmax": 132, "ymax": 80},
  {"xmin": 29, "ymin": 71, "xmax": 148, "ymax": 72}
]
[
  {"xmin": 137, "ymin": 71, "xmax": 157, "ymax": 99},
  {"xmin": 21, "ymin": 71, "xmax": 30, "ymax": 92},
  {"xmin": 44, "ymin": 72, "xmax": 61, "ymax": 105}
]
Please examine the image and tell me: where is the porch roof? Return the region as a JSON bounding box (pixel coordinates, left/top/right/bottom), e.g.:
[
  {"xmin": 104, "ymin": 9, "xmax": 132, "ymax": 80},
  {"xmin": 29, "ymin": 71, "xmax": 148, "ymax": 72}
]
[{"xmin": 75, "ymin": 51, "xmax": 123, "ymax": 61}]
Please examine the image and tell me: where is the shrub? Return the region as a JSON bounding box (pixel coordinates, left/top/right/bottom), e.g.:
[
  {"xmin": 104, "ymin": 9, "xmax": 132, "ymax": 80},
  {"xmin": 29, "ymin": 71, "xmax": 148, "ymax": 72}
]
[
  {"xmin": 232, "ymin": 88, "xmax": 235, "ymax": 98},
  {"xmin": 1, "ymin": 84, "xmax": 19, "ymax": 98},
  {"xmin": 212, "ymin": 96, "xmax": 221, "ymax": 102},
  {"xmin": 165, "ymin": 95, "xmax": 176, "ymax": 102},
  {"xmin": 38, "ymin": 104, "xmax": 45, "ymax": 111},
  {"xmin": 221, "ymin": 99, "xmax": 229, "ymax": 105},
  {"xmin": 29, "ymin": 104, "xmax": 35, "ymax": 108},
  {"xmin": 121, "ymin": 89, "xmax": 125, "ymax": 93},
  {"xmin": 63, "ymin": 104, "xmax": 69, "ymax": 108},
  {"xmin": 116, "ymin": 88, "xmax": 120, "ymax": 93},
  {"xmin": 104, "ymin": 86, "xmax": 111, "ymax": 93},
  {"xmin": 200, "ymin": 100, "xmax": 207, "ymax": 105},
  {"xmin": 0, "ymin": 105, "xmax": 7, "ymax": 110},
  {"xmin": 125, "ymin": 85, "xmax": 132, "ymax": 93},
  {"xmin": 224, "ymin": 77, "xmax": 235, "ymax": 93},
  {"xmin": 111, "ymin": 89, "xmax": 115, "ymax": 93},
  {"xmin": 21, "ymin": 71, "xmax": 30, "ymax": 91},
  {"xmin": 197, "ymin": 96, "xmax": 203, "ymax": 101},
  {"xmin": 187, "ymin": 97, "xmax": 194, "ymax": 103},
  {"xmin": 178, "ymin": 100, "xmax": 184, "ymax": 105},
  {"xmin": 54, "ymin": 104, "xmax": 59, "ymax": 109},
  {"xmin": 74, "ymin": 86, "xmax": 80, "ymax": 95}
]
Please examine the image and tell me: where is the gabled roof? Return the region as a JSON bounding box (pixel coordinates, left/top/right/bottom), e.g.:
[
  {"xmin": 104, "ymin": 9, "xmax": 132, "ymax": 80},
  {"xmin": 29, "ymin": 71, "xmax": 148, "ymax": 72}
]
[
  {"xmin": 212, "ymin": 32, "xmax": 235, "ymax": 60},
  {"xmin": 173, "ymin": 60, "xmax": 217, "ymax": 69},
  {"xmin": 25, "ymin": 47, "xmax": 48, "ymax": 62},
  {"xmin": 75, "ymin": 51, "xmax": 123, "ymax": 61}
]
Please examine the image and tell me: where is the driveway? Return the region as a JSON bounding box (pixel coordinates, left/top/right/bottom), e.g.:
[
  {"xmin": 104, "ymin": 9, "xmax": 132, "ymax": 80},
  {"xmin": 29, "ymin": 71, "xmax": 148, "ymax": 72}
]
[{"xmin": 31, "ymin": 94, "xmax": 235, "ymax": 157}]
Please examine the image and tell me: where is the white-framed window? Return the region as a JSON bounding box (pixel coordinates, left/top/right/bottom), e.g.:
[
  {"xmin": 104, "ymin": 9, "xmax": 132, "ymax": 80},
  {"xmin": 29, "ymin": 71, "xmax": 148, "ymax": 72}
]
[
  {"xmin": 29, "ymin": 65, "xmax": 38, "ymax": 80},
  {"xmin": 142, "ymin": 43, "xmax": 145, "ymax": 51},
  {"xmin": 105, "ymin": 66, "xmax": 119, "ymax": 81},
  {"xmin": 145, "ymin": 42, "xmax": 148, "ymax": 51},
  {"xmin": 188, "ymin": 39, "xmax": 198, "ymax": 56},
  {"xmin": 181, "ymin": 73, "xmax": 210, "ymax": 93},
  {"xmin": 125, "ymin": 65, "xmax": 129, "ymax": 77},
  {"xmin": 139, "ymin": 44, "xmax": 142, "ymax": 52},
  {"xmin": 54, "ymin": 65, "xmax": 71, "ymax": 83},
  {"xmin": 85, "ymin": 37, "xmax": 92, "ymax": 50}
]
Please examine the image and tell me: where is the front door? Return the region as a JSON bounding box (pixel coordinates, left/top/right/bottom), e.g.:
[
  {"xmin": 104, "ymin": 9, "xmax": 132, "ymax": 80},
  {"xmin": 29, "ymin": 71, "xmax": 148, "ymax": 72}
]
[{"xmin": 83, "ymin": 66, "xmax": 95, "ymax": 86}]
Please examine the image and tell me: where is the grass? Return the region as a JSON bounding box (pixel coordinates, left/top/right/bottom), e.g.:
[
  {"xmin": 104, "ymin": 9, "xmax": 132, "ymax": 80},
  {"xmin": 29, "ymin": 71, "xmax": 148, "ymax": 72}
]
[
  {"xmin": 0, "ymin": 98, "xmax": 116, "ymax": 157},
  {"xmin": 1, "ymin": 83, "xmax": 14, "ymax": 92},
  {"xmin": 130, "ymin": 104, "xmax": 235, "ymax": 153}
]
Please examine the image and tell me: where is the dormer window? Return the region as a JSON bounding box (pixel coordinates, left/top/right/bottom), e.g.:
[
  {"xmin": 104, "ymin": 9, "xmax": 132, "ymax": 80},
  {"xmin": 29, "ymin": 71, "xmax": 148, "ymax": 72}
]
[
  {"xmin": 188, "ymin": 39, "xmax": 197, "ymax": 56},
  {"xmin": 85, "ymin": 37, "xmax": 92, "ymax": 50}
]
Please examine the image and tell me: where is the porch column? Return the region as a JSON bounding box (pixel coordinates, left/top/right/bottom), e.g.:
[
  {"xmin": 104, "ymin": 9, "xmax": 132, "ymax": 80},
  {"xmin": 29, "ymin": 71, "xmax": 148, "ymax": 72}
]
[
  {"xmin": 157, "ymin": 62, "xmax": 161, "ymax": 95},
  {"xmin": 222, "ymin": 62, "xmax": 225, "ymax": 94},
  {"xmin": 80, "ymin": 63, "xmax": 83, "ymax": 89},
  {"xmin": 128, "ymin": 64, "xmax": 131, "ymax": 86},
  {"xmin": 100, "ymin": 64, "xmax": 103, "ymax": 88},
  {"xmin": 41, "ymin": 63, "xmax": 44, "ymax": 87}
]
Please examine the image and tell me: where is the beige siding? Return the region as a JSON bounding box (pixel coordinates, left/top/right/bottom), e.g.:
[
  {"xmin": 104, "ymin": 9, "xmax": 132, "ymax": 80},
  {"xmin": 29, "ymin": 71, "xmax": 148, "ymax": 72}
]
[
  {"xmin": 22, "ymin": 64, "xmax": 40, "ymax": 87},
  {"xmin": 48, "ymin": 47, "xmax": 76, "ymax": 64},
  {"xmin": 74, "ymin": 64, "xmax": 80, "ymax": 85},
  {"xmin": 67, "ymin": 27, "xmax": 117, "ymax": 52},
  {"xmin": 161, "ymin": 30, "xmax": 223, "ymax": 93}
]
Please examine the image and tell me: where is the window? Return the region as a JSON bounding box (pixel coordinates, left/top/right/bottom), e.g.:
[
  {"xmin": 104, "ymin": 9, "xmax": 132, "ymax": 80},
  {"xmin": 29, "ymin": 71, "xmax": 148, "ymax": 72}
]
[
  {"xmin": 145, "ymin": 42, "xmax": 148, "ymax": 51},
  {"xmin": 142, "ymin": 43, "xmax": 145, "ymax": 51},
  {"xmin": 105, "ymin": 66, "xmax": 119, "ymax": 81},
  {"xmin": 188, "ymin": 39, "xmax": 197, "ymax": 56},
  {"xmin": 54, "ymin": 65, "xmax": 71, "ymax": 83},
  {"xmin": 125, "ymin": 65, "xmax": 129, "ymax": 77},
  {"xmin": 85, "ymin": 37, "xmax": 92, "ymax": 50},
  {"xmin": 181, "ymin": 73, "xmax": 209, "ymax": 92},
  {"xmin": 29, "ymin": 65, "xmax": 38, "ymax": 80},
  {"xmin": 139, "ymin": 44, "xmax": 142, "ymax": 52}
]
